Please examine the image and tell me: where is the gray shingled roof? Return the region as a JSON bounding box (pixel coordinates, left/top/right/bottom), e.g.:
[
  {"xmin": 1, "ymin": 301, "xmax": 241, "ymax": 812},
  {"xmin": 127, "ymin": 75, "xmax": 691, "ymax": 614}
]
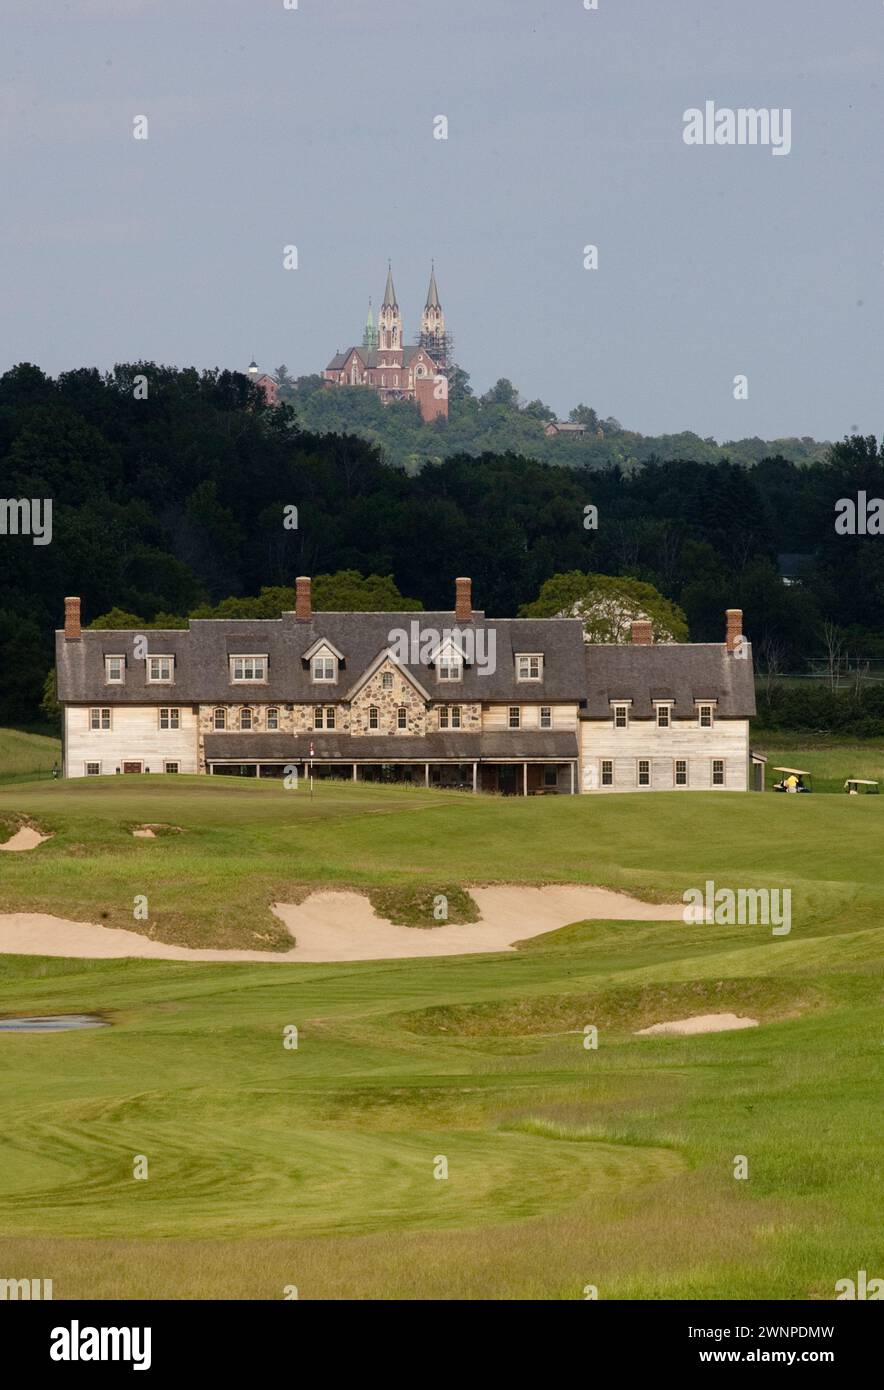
[
  {"xmin": 56, "ymin": 613, "xmax": 588, "ymax": 705},
  {"xmin": 203, "ymin": 732, "xmax": 578, "ymax": 762},
  {"xmin": 582, "ymin": 643, "xmax": 756, "ymax": 719}
]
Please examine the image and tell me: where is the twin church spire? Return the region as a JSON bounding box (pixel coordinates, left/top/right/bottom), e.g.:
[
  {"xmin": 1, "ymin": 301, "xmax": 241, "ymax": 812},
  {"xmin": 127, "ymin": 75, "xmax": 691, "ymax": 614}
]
[{"xmin": 362, "ymin": 264, "xmax": 446, "ymax": 363}]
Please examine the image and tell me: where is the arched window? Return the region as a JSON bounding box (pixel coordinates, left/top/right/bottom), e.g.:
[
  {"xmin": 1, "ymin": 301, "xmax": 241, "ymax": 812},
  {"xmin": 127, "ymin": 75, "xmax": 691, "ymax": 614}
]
[
  {"xmin": 267, "ymin": 708, "xmax": 279, "ymax": 730},
  {"xmin": 240, "ymin": 706, "xmax": 253, "ymax": 731},
  {"xmin": 213, "ymin": 707, "xmax": 226, "ymax": 731}
]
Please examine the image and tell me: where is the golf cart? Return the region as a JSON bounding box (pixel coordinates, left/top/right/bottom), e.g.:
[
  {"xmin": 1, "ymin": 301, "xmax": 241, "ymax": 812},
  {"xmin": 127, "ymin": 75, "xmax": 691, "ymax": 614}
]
[
  {"xmin": 844, "ymin": 778, "xmax": 880, "ymax": 795},
  {"xmin": 772, "ymin": 766, "xmax": 813, "ymax": 794}
]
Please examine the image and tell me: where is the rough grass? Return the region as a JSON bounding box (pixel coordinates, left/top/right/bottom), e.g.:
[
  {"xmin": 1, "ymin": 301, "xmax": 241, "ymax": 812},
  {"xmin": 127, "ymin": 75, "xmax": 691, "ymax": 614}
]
[
  {"xmin": 0, "ymin": 727, "xmax": 61, "ymax": 783},
  {"xmin": 368, "ymin": 883, "xmax": 479, "ymax": 927}
]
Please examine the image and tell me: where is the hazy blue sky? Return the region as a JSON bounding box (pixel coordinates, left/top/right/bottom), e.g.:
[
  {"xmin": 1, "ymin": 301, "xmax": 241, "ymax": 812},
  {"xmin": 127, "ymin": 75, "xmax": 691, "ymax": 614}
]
[{"xmin": 2, "ymin": 0, "xmax": 882, "ymax": 440}]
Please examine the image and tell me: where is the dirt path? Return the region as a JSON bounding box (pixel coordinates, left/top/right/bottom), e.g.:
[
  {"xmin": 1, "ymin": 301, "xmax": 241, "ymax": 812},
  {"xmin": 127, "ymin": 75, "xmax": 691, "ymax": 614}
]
[{"xmin": 0, "ymin": 885, "xmax": 683, "ymax": 963}]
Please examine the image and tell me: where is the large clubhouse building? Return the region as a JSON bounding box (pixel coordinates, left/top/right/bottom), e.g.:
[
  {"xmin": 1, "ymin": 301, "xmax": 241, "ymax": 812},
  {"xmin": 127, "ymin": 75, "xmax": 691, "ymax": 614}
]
[{"xmin": 55, "ymin": 578, "xmax": 757, "ymax": 793}]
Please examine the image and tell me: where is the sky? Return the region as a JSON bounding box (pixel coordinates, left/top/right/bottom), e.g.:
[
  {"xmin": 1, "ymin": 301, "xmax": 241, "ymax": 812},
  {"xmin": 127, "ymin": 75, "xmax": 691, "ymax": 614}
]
[{"xmin": 2, "ymin": 0, "xmax": 883, "ymax": 441}]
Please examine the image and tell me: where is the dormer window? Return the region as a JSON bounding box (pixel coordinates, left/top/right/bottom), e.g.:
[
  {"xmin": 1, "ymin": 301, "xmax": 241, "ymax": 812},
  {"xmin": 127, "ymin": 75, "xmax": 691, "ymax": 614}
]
[
  {"xmin": 655, "ymin": 702, "xmax": 672, "ymax": 729},
  {"xmin": 612, "ymin": 702, "xmax": 630, "ymax": 729},
  {"xmin": 436, "ymin": 640, "xmax": 464, "ymax": 681},
  {"xmin": 312, "ymin": 654, "xmax": 336, "ymax": 682},
  {"xmin": 516, "ymin": 654, "xmax": 543, "ymax": 682},
  {"xmin": 105, "ymin": 655, "xmax": 125, "ymax": 684},
  {"xmin": 147, "ymin": 655, "xmax": 174, "ymax": 684},
  {"xmin": 230, "ymin": 655, "xmax": 267, "ymax": 683},
  {"xmin": 697, "ymin": 702, "xmax": 715, "ymax": 729}
]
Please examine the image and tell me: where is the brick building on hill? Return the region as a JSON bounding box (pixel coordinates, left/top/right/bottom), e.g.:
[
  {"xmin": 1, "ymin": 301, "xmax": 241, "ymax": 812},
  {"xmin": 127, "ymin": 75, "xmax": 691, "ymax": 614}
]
[{"xmin": 323, "ymin": 265, "xmax": 449, "ymax": 423}]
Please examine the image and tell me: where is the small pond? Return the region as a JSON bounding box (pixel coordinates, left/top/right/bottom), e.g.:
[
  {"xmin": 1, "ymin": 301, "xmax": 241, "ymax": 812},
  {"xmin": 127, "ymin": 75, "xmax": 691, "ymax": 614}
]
[{"xmin": 0, "ymin": 1015, "xmax": 107, "ymax": 1033}]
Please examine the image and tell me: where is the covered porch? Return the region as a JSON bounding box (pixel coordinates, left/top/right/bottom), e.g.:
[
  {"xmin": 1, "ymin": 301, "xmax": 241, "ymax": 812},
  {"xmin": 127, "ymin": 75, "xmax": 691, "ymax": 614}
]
[{"xmin": 202, "ymin": 732, "xmax": 580, "ymax": 795}]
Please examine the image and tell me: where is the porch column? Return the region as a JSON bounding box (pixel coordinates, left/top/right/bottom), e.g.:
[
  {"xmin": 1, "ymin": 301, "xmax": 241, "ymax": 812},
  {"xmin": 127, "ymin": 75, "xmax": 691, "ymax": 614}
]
[
  {"xmin": 425, "ymin": 763, "xmax": 430, "ymax": 788},
  {"xmin": 352, "ymin": 764, "xmax": 357, "ymax": 781},
  {"xmin": 570, "ymin": 762, "xmax": 576, "ymax": 795},
  {"xmin": 255, "ymin": 764, "xmax": 261, "ymax": 779},
  {"xmin": 523, "ymin": 762, "xmax": 528, "ymax": 796},
  {"xmin": 472, "ymin": 762, "xmax": 478, "ymax": 793}
]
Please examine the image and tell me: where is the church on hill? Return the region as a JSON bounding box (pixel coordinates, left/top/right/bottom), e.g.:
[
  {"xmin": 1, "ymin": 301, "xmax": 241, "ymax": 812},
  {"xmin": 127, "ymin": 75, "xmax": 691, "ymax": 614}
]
[{"xmin": 323, "ymin": 265, "xmax": 449, "ymax": 422}]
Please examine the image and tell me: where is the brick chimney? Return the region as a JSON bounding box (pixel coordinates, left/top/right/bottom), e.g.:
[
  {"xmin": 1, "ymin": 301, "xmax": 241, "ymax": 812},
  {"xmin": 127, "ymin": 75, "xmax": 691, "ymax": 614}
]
[
  {"xmin": 455, "ymin": 577, "xmax": 472, "ymax": 623},
  {"xmin": 725, "ymin": 608, "xmax": 743, "ymax": 653},
  {"xmin": 295, "ymin": 576, "xmax": 312, "ymax": 621},
  {"xmin": 630, "ymin": 619, "xmax": 653, "ymax": 645},
  {"xmin": 64, "ymin": 596, "xmax": 81, "ymax": 641}
]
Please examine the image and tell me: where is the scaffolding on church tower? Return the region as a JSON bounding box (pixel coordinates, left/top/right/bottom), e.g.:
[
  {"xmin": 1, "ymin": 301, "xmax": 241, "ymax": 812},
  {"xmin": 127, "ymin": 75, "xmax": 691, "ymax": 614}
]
[{"xmin": 415, "ymin": 329, "xmax": 453, "ymax": 371}]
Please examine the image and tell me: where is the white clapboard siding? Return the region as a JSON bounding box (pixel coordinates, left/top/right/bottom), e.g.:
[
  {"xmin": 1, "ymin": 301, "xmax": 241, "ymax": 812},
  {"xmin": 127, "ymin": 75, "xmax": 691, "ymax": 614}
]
[
  {"xmin": 580, "ymin": 718, "xmax": 749, "ymax": 792},
  {"xmin": 65, "ymin": 705, "xmax": 199, "ymax": 777},
  {"xmin": 481, "ymin": 703, "xmax": 578, "ymax": 731}
]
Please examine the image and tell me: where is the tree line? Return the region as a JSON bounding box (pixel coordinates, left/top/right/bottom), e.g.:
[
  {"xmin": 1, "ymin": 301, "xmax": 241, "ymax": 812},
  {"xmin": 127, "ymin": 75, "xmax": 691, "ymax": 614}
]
[{"xmin": 1, "ymin": 361, "xmax": 882, "ymax": 727}]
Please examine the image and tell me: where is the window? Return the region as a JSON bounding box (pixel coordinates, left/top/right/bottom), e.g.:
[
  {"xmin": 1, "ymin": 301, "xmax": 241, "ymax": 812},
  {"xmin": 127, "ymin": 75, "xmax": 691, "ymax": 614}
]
[
  {"xmin": 85, "ymin": 762, "xmax": 101, "ymax": 776},
  {"xmin": 516, "ymin": 654, "xmax": 543, "ymax": 682},
  {"xmin": 312, "ymin": 655, "xmax": 336, "ymax": 682},
  {"xmin": 601, "ymin": 759, "xmax": 613, "ymax": 787},
  {"xmin": 675, "ymin": 759, "xmax": 688, "ymax": 787},
  {"xmin": 656, "ymin": 704, "xmax": 671, "ymax": 729},
  {"xmin": 314, "ymin": 706, "xmax": 324, "ymax": 730},
  {"xmin": 213, "ymin": 707, "xmax": 226, "ymax": 731},
  {"xmin": 712, "ymin": 759, "xmax": 725, "ymax": 786},
  {"xmin": 613, "ymin": 703, "xmax": 629, "ymax": 729},
  {"xmin": 105, "ymin": 655, "xmax": 125, "ymax": 683},
  {"xmin": 438, "ymin": 653, "xmax": 462, "ymax": 681},
  {"xmin": 369, "ymin": 706, "xmax": 379, "ymax": 730},
  {"xmin": 89, "ymin": 708, "xmax": 111, "ymax": 730},
  {"xmin": 382, "ymin": 672, "xmax": 393, "ymax": 690},
  {"xmin": 449, "ymin": 705, "xmax": 461, "ymax": 729},
  {"xmin": 325, "ymin": 707, "xmax": 336, "ymax": 730},
  {"xmin": 508, "ymin": 706, "xmax": 521, "ymax": 729},
  {"xmin": 231, "ymin": 655, "xmax": 267, "ymax": 683},
  {"xmin": 544, "ymin": 768, "xmax": 558, "ymax": 788},
  {"xmin": 698, "ymin": 703, "xmax": 714, "ymax": 729},
  {"xmin": 164, "ymin": 762, "xmax": 179, "ymax": 775},
  {"xmin": 159, "ymin": 707, "xmax": 180, "ymax": 730},
  {"xmin": 540, "ymin": 706, "xmax": 552, "ymax": 729},
  {"xmin": 397, "ymin": 707, "xmax": 407, "ymax": 730},
  {"xmin": 267, "ymin": 708, "xmax": 279, "ymax": 731},
  {"xmin": 147, "ymin": 655, "xmax": 174, "ymax": 683},
  {"xmin": 240, "ymin": 707, "xmax": 253, "ymax": 731},
  {"xmin": 638, "ymin": 759, "xmax": 651, "ymax": 787}
]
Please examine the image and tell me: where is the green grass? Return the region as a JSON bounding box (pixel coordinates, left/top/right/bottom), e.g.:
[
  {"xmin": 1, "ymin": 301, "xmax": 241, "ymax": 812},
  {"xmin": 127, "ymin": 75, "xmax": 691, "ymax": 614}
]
[
  {"xmin": 0, "ymin": 727, "xmax": 61, "ymax": 784},
  {"xmin": 0, "ymin": 774, "xmax": 881, "ymax": 1298}
]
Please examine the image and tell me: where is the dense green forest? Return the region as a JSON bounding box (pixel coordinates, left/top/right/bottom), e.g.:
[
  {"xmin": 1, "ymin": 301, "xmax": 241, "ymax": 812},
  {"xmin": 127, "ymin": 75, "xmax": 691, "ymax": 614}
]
[
  {"xmin": 1, "ymin": 361, "xmax": 882, "ymax": 726},
  {"xmin": 275, "ymin": 367, "xmax": 832, "ymax": 474}
]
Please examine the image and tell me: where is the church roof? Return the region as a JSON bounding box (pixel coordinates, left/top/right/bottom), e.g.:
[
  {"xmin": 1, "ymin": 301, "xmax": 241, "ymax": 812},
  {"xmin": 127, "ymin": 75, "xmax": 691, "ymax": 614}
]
[{"xmin": 326, "ymin": 345, "xmax": 440, "ymax": 371}]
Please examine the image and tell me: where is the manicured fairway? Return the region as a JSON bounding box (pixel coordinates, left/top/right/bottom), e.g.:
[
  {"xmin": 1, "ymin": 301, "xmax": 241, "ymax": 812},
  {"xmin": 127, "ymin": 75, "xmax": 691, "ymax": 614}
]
[{"xmin": 0, "ymin": 777, "xmax": 881, "ymax": 1298}]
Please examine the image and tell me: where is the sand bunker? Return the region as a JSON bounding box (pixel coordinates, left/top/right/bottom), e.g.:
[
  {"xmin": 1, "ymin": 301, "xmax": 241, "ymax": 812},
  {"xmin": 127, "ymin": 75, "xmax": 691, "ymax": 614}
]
[
  {"xmin": 636, "ymin": 1013, "xmax": 759, "ymax": 1037},
  {"xmin": 0, "ymin": 884, "xmax": 682, "ymax": 964},
  {"xmin": 132, "ymin": 827, "xmax": 156, "ymax": 838},
  {"xmin": 0, "ymin": 825, "xmax": 49, "ymax": 852}
]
